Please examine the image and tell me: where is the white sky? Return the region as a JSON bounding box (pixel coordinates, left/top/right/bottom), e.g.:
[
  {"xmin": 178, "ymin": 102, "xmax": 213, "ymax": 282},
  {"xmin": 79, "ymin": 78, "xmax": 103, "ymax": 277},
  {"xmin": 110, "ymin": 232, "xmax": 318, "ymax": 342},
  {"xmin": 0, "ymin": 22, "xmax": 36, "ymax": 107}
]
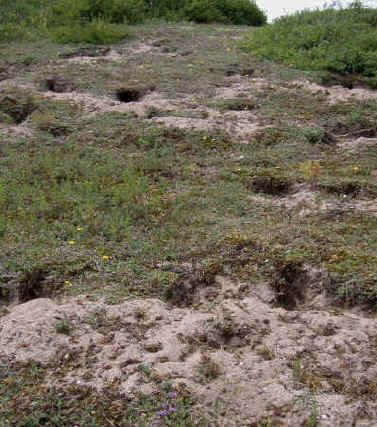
[{"xmin": 256, "ymin": 0, "xmax": 377, "ymax": 21}]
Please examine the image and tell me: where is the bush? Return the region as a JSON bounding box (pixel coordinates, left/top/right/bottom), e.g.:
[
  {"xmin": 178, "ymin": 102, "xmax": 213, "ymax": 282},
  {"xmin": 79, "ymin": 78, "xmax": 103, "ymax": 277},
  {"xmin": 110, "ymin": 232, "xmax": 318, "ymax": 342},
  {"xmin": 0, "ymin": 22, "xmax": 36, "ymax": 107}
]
[
  {"xmin": 149, "ymin": 0, "xmax": 186, "ymax": 18},
  {"xmin": 183, "ymin": 0, "xmax": 266, "ymax": 25},
  {"xmin": 0, "ymin": 23, "xmax": 27, "ymax": 41},
  {"xmin": 77, "ymin": 0, "xmax": 148, "ymax": 24},
  {"xmin": 241, "ymin": 3, "xmax": 377, "ymax": 77},
  {"xmin": 183, "ymin": 0, "xmax": 226, "ymax": 23},
  {"xmin": 215, "ymin": 0, "xmax": 267, "ymax": 25},
  {"xmin": 51, "ymin": 19, "xmax": 130, "ymax": 44},
  {"xmin": 0, "ymin": 0, "xmax": 266, "ymax": 43}
]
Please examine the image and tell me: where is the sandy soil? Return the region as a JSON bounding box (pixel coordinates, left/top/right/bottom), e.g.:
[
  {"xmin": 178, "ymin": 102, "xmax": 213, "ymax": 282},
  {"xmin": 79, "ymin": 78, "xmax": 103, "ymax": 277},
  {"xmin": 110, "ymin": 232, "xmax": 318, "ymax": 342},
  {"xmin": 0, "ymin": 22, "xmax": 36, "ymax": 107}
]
[{"xmin": 1, "ymin": 273, "xmax": 377, "ymax": 426}]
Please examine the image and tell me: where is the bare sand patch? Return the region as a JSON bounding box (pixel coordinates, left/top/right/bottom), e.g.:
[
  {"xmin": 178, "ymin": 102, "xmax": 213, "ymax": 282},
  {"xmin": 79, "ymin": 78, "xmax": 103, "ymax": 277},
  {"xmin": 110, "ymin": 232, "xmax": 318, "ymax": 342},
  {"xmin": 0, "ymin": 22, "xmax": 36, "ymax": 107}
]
[
  {"xmin": 1, "ymin": 277, "xmax": 376, "ymax": 426},
  {"xmin": 292, "ymin": 80, "xmax": 377, "ymax": 104}
]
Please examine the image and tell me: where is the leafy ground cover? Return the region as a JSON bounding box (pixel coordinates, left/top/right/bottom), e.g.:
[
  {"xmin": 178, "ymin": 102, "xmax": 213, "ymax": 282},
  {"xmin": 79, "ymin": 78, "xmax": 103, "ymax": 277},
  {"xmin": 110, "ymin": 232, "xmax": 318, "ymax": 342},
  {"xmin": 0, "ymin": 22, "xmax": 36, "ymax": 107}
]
[
  {"xmin": 0, "ymin": 5, "xmax": 376, "ymax": 426},
  {"xmin": 241, "ymin": 2, "xmax": 377, "ymax": 89},
  {"xmin": 0, "ymin": 0, "xmax": 266, "ymax": 44}
]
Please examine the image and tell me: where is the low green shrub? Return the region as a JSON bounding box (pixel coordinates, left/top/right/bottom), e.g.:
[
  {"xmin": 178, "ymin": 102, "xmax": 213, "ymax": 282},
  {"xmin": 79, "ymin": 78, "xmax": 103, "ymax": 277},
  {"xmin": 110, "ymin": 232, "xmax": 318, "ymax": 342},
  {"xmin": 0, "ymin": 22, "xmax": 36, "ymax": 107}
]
[
  {"xmin": 76, "ymin": 0, "xmax": 148, "ymax": 24},
  {"xmin": 183, "ymin": 0, "xmax": 266, "ymax": 25},
  {"xmin": 148, "ymin": 0, "xmax": 186, "ymax": 19},
  {"xmin": 50, "ymin": 19, "xmax": 130, "ymax": 44},
  {"xmin": 0, "ymin": 23, "xmax": 27, "ymax": 41},
  {"xmin": 0, "ymin": 0, "xmax": 266, "ymax": 43},
  {"xmin": 183, "ymin": 0, "xmax": 226, "ymax": 23},
  {"xmin": 215, "ymin": 0, "xmax": 267, "ymax": 25},
  {"xmin": 0, "ymin": 145, "xmax": 168, "ymax": 242},
  {"xmin": 241, "ymin": 3, "xmax": 377, "ymax": 77}
]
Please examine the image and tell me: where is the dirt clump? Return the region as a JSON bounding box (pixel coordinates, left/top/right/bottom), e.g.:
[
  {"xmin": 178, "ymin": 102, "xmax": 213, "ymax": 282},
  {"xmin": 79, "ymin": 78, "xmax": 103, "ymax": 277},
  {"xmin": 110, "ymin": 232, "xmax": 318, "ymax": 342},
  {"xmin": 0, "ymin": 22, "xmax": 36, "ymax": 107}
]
[
  {"xmin": 60, "ymin": 47, "xmax": 111, "ymax": 58},
  {"xmin": 295, "ymin": 79, "xmax": 377, "ymax": 104},
  {"xmin": 0, "ymin": 66, "xmax": 8, "ymax": 82}
]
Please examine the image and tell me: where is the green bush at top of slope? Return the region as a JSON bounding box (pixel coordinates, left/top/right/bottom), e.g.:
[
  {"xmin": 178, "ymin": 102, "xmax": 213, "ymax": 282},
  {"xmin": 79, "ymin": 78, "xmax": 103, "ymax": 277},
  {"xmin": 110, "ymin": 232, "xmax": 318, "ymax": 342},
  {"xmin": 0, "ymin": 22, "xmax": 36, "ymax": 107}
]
[
  {"xmin": 172, "ymin": 0, "xmax": 266, "ymax": 25},
  {"xmin": 0, "ymin": 0, "xmax": 266, "ymax": 43},
  {"xmin": 0, "ymin": 0, "xmax": 137, "ymax": 43},
  {"xmin": 139, "ymin": 0, "xmax": 266, "ymax": 25},
  {"xmin": 240, "ymin": 2, "xmax": 377, "ymax": 77}
]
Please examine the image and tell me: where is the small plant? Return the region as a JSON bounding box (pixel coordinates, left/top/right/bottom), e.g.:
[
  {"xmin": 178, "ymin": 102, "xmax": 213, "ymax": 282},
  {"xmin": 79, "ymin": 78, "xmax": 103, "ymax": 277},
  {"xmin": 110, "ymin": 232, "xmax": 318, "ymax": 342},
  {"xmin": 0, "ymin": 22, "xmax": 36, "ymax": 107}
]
[
  {"xmin": 197, "ymin": 353, "xmax": 222, "ymax": 383},
  {"xmin": 257, "ymin": 345, "xmax": 276, "ymax": 361},
  {"xmin": 301, "ymin": 127, "xmax": 331, "ymax": 144},
  {"xmin": 253, "ymin": 127, "xmax": 290, "ymax": 146},
  {"xmin": 298, "ymin": 160, "xmax": 321, "ymax": 191},
  {"xmin": 54, "ymin": 313, "xmax": 73, "ymax": 335},
  {"xmin": 293, "ymin": 359, "xmax": 304, "ymax": 383},
  {"xmin": 86, "ymin": 307, "xmax": 108, "ymax": 329},
  {"xmin": 219, "ymin": 98, "xmax": 256, "ymax": 111},
  {"xmin": 138, "ymin": 363, "xmax": 161, "ymax": 384},
  {"xmin": 294, "ymin": 391, "xmax": 320, "ymax": 427},
  {"xmin": 157, "ymin": 390, "xmax": 178, "ymax": 418},
  {"xmin": 257, "ymin": 418, "xmax": 272, "ymax": 427}
]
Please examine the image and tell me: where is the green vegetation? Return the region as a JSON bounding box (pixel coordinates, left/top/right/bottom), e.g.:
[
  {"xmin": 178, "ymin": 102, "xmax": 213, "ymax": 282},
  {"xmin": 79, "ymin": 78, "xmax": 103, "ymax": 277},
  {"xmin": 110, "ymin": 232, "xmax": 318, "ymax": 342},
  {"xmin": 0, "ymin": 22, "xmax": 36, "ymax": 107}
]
[
  {"xmin": 0, "ymin": 1, "xmax": 376, "ymax": 424},
  {"xmin": 0, "ymin": 0, "xmax": 266, "ymax": 44},
  {"xmin": 0, "ymin": 362, "xmax": 199, "ymax": 425},
  {"xmin": 241, "ymin": 1, "xmax": 377, "ymax": 87}
]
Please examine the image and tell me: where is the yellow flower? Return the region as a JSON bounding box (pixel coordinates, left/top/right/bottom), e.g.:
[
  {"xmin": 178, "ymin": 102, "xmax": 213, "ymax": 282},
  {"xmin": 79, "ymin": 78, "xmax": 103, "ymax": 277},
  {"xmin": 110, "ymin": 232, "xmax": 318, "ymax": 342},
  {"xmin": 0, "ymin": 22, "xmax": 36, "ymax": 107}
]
[
  {"xmin": 353, "ymin": 166, "xmax": 360, "ymax": 172},
  {"xmin": 65, "ymin": 280, "xmax": 71, "ymax": 285},
  {"xmin": 102, "ymin": 255, "xmax": 109, "ymax": 260},
  {"xmin": 69, "ymin": 240, "xmax": 75, "ymax": 245},
  {"xmin": 76, "ymin": 226, "xmax": 83, "ymax": 231},
  {"xmin": 202, "ymin": 135, "xmax": 207, "ymax": 141},
  {"xmin": 226, "ymin": 47, "xmax": 231, "ymax": 52}
]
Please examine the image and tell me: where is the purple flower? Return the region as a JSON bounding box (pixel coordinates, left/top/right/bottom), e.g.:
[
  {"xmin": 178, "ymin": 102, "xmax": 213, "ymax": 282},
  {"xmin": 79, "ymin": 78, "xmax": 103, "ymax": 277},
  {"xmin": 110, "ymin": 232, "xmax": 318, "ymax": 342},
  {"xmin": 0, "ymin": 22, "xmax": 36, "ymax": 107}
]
[
  {"xmin": 170, "ymin": 392, "xmax": 178, "ymax": 400},
  {"xmin": 169, "ymin": 407, "xmax": 175, "ymax": 413},
  {"xmin": 158, "ymin": 410, "xmax": 168, "ymax": 417}
]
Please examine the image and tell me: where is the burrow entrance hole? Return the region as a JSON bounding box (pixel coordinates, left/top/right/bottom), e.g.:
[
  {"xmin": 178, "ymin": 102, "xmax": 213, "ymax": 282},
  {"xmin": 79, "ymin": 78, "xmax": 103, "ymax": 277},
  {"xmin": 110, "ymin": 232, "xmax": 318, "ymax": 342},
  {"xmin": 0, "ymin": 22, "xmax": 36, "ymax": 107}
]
[
  {"xmin": 250, "ymin": 176, "xmax": 293, "ymax": 196},
  {"xmin": 44, "ymin": 77, "xmax": 74, "ymax": 93},
  {"xmin": 320, "ymin": 182, "xmax": 361, "ymax": 198},
  {"xmin": 116, "ymin": 88, "xmax": 143, "ymax": 103},
  {"xmin": 0, "ymin": 95, "xmax": 36, "ymax": 124},
  {"xmin": 0, "ymin": 268, "xmax": 63, "ymax": 306},
  {"xmin": 273, "ymin": 262, "xmax": 308, "ymax": 310}
]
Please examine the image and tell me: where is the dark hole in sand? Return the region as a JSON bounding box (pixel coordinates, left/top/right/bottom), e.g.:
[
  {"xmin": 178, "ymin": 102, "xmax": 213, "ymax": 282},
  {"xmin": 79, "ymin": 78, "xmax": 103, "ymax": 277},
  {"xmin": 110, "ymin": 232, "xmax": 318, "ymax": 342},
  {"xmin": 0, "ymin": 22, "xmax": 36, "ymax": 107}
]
[
  {"xmin": 0, "ymin": 95, "xmax": 36, "ymax": 124},
  {"xmin": 273, "ymin": 263, "xmax": 307, "ymax": 311},
  {"xmin": 250, "ymin": 176, "xmax": 292, "ymax": 196},
  {"xmin": 44, "ymin": 77, "xmax": 73, "ymax": 93},
  {"xmin": 320, "ymin": 182, "xmax": 361, "ymax": 197},
  {"xmin": 116, "ymin": 88, "xmax": 143, "ymax": 103}
]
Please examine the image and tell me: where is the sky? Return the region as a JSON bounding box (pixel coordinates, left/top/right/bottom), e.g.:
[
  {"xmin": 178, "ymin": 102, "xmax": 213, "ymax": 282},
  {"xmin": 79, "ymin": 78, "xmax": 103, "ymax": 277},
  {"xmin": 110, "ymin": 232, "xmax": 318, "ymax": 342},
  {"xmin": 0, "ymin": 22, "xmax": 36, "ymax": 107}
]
[{"xmin": 256, "ymin": 0, "xmax": 377, "ymax": 21}]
